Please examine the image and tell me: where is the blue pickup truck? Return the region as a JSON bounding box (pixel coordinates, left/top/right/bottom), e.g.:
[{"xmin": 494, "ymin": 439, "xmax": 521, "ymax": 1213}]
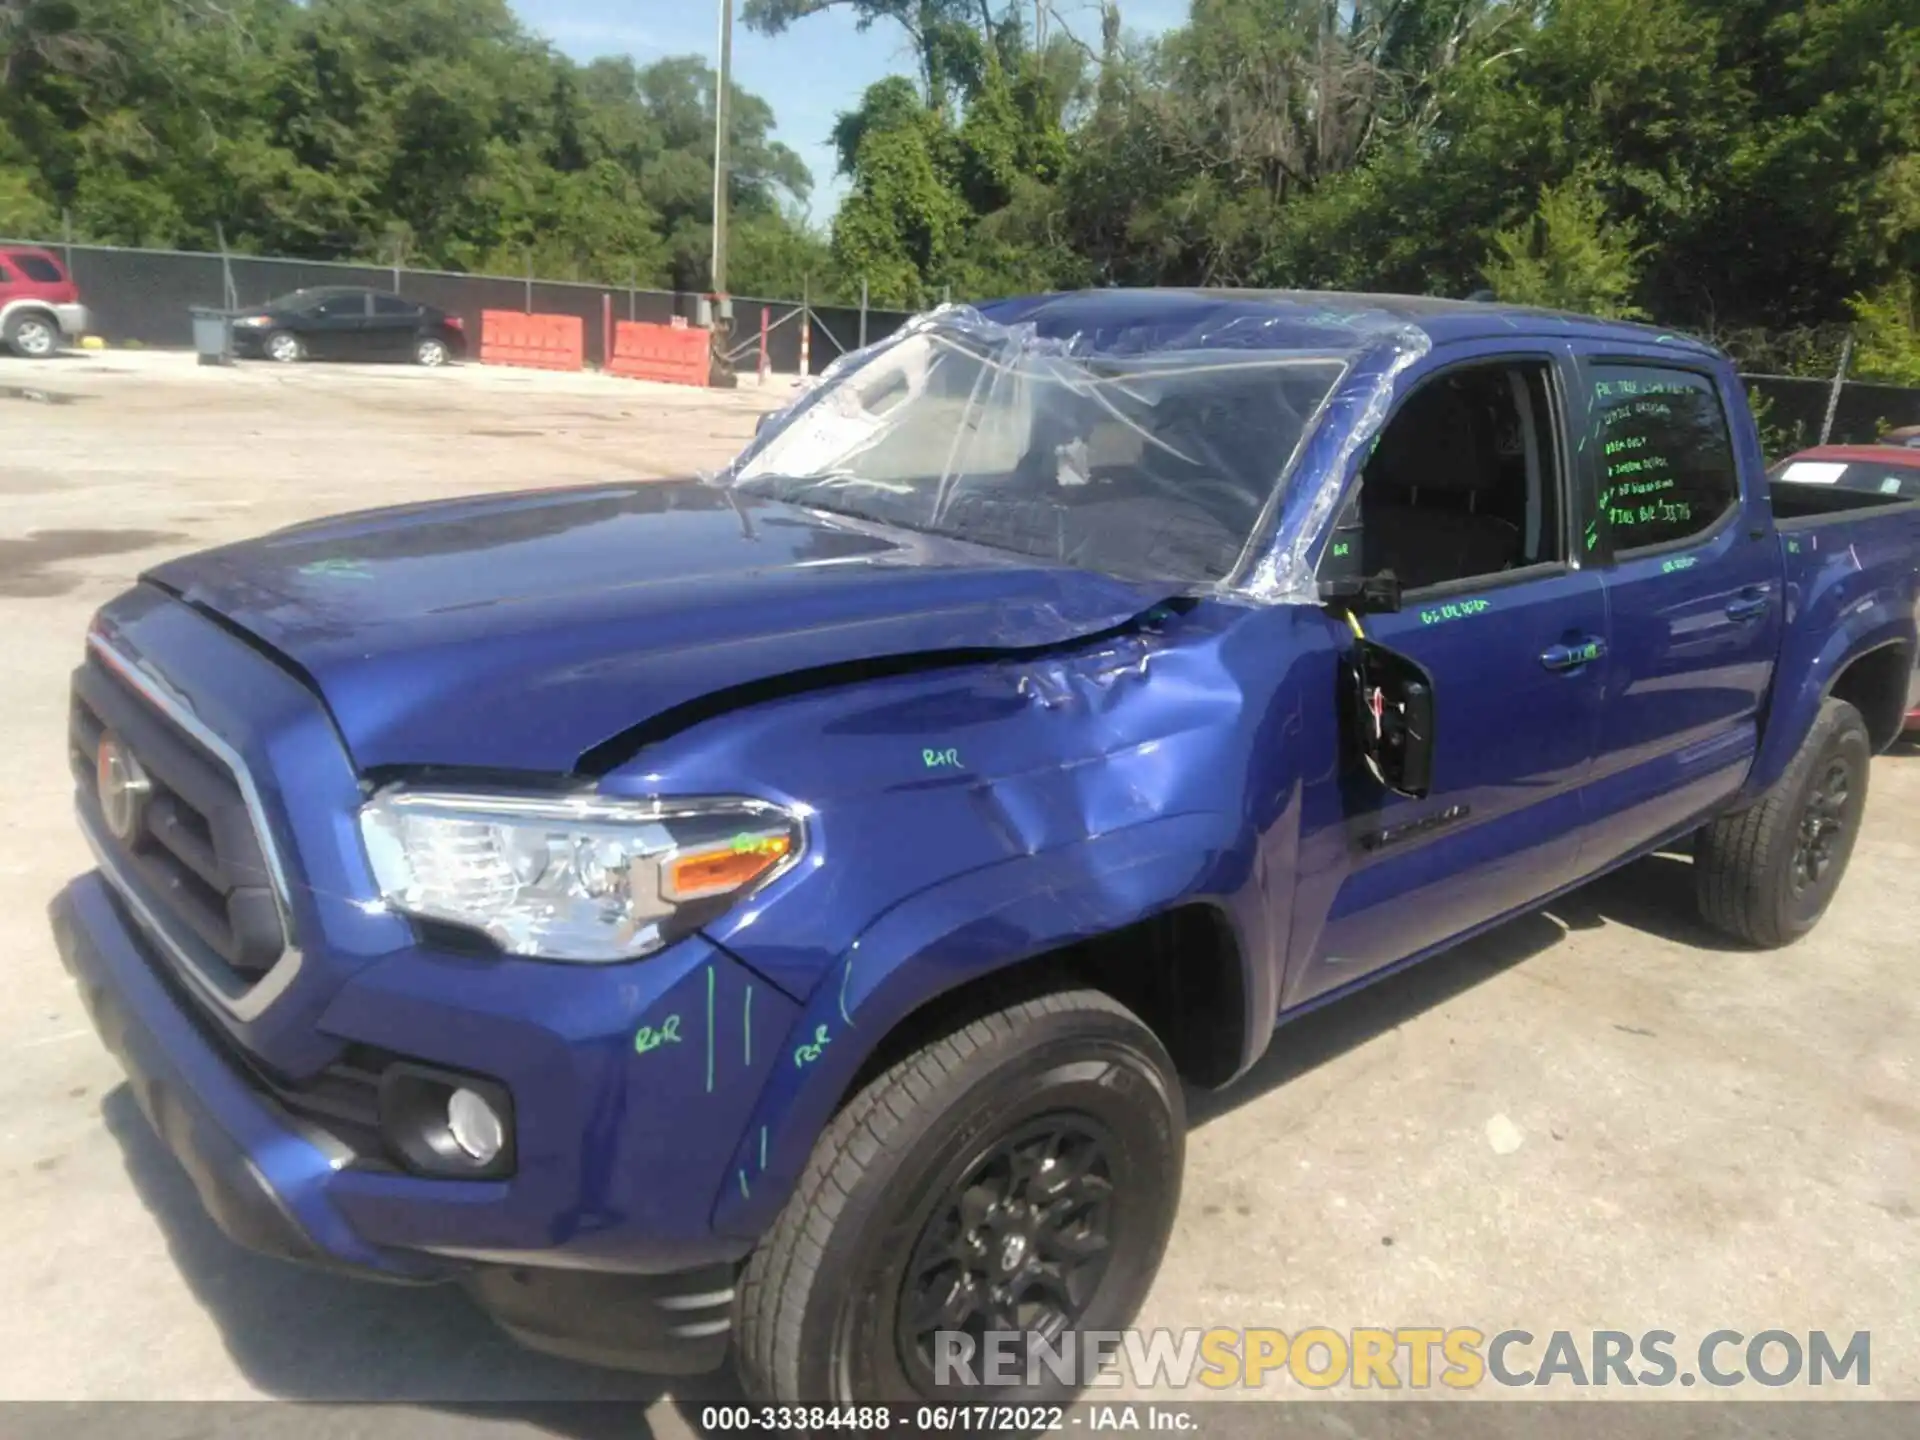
[{"xmin": 50, "ymin": 292, "xmax": 1920, "ymax": 1403}]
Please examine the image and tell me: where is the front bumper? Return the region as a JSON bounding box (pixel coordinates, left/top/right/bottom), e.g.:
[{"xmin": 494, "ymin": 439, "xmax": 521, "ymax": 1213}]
[
  {"xmin": 51, "ymin": 872, "xmax": 747, "ymax": 1374},
  {"xmin": 53, "ymin": 302, "xmax": 88, "ymax": 338}
]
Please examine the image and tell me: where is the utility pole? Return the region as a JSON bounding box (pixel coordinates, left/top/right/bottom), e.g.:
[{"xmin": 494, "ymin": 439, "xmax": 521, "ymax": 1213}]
[
  {"xmin": 709, "ymin": 0, "xmax": 736, "ymax": 385},
  {"xmin": 710, "ymin": 0, "xmax": 732, "ymax": 301}
]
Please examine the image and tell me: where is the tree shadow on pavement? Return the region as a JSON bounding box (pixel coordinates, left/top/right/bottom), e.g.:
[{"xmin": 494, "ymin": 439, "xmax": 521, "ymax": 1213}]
[{"xmin": 102, "ymin": 1087, "xmax": 748, "ymax": 1437}]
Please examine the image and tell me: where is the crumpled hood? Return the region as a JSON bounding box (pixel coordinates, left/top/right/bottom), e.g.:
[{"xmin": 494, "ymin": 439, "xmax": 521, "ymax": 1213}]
[{"xmin": 144, "ymin": 480, "xmax": 1170, "ymax": 772}]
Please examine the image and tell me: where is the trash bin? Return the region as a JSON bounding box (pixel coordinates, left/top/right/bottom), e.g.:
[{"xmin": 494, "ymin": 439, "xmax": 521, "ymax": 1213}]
[{"xmin": 189, "ymin": 307, "xmax": 233, "ymax": 366}]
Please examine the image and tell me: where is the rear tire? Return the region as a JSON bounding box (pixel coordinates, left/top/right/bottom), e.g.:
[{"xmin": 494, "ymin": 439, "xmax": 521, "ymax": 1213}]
[
  {"xmin": 734, "ymin": 984, "xmax": 1183, "ymax": 1404},
  {"xmin": 414, "ymin": 335, "xmax": 450, "ymax": 367},
  {"xmin": 4, "ymin": 311, "xmax": 59, "ymax": 358},
  {"xmin": 1696, "ymin": 696, "xmax": 1871, "ymax": 947}
]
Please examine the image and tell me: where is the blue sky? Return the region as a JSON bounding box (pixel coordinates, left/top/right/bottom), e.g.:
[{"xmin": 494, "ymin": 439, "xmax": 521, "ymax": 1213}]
[{"xmin": 510, "ymin": 1, "xmax": 1191, "ymax": 221}]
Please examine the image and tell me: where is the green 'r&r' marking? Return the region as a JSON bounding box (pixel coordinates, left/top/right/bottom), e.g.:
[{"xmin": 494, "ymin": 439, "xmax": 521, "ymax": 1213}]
[
  {"xmin": 794, "ymin": 1025, "xmax": 831, "ymax": 1068},
  {"xmin": 633, "ymin": 1014, "xmax": 682, "ymax": 1055}
]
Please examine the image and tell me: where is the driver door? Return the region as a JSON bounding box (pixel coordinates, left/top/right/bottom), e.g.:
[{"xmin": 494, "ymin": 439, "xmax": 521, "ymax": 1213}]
[
  {"xmin": 1283, "ymin": 347, "xmax": 1609, "ymax": 1007},
  {"xmin": 300, "ymin": 291, "xmax": 372, "ymax": 360}
]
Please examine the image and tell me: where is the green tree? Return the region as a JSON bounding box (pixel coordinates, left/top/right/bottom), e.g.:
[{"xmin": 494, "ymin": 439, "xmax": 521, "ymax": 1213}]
[
  {"xmin": 0, "ymin": 0, "xmax": 826, "ymax": 291},
  {"xmin": 829, "ymin": 84, "xmax": 969, "ymax": 305},
  {"xmin": 1483, "ymin": 172, "xmax": 1647, "ymax": 317},
  {"xmin": 1849, "ymin": 280, "xmax": 1920, "ymax": 387}
]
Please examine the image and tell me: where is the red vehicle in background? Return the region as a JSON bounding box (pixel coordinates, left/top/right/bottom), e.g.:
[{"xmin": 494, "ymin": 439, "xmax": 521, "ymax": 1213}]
[
  {"xmin": 0, "ymin": 245, "xmax": 89, "ymax": 358},
  {"xmin": 1772, "ymin": 444, "xmax": 1920, "ymax": 737}
]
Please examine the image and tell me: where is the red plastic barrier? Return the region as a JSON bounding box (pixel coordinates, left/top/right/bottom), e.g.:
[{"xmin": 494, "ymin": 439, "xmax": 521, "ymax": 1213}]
[
  {"xmin": 607, "ymin": 320, "xmax": 710, "ymax": 387},
  {"xmin": 479, "ymin": 310, "xmax": 585, "ymax": 372}
]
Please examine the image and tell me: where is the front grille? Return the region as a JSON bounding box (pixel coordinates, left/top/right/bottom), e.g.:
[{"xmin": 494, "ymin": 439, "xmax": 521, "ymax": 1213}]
[{"xmin": 70, "ymin": 652, "xmax": 289, "ymax": 984}]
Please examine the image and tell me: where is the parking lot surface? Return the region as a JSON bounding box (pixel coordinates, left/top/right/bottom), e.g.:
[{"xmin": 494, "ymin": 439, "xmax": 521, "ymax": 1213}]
[{"xmin": 1, "ymin": 352, "xmax": 1915, "ymax": 1428}]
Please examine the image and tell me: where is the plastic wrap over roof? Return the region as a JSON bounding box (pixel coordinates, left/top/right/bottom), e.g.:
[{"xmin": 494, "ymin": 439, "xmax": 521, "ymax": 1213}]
[{"xmin": 721, "ymin": 294, "xmax": 1434, "ymax": 603}]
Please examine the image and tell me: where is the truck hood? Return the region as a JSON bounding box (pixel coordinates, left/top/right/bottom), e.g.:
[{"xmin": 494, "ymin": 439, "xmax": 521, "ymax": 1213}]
[{"xmin": 144, "ymin": 480, "xmax": 1170, "ymax": 773}]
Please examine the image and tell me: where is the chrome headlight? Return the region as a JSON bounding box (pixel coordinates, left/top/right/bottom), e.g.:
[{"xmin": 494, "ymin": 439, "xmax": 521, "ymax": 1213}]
[{"xmin": 358, "ymin": 790, "xmax": 803, "ymax": 962}]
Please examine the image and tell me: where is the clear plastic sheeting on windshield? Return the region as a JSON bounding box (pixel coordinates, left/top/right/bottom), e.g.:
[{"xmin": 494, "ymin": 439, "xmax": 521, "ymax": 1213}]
[
  {"xmin": 719, "ymin": 301, "xmax": 1427, "ymax": 598},
  {"xmin": 1242, "ymin": 330, "xmax": 1430, "ymax": 604}
]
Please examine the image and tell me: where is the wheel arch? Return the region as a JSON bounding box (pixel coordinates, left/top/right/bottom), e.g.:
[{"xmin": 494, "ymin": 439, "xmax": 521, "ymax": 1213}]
[
  {"xmin": 1746, "ymin": 617, "xmax": 1917, "ymax": 800},
  {"xmin": 708, "ymin": 810, "xmax": 1264, "ymax": 1240},
  {"xmin": 1, "ymin": 300, "xmax": 60, "ymax": 340},
  {"xmin": 1826, "ymin": 637, "xmax": 1915, "ymax": 752},
  {"xmin": 836, "ymin": 902, "xmax": 1250, "ymax": 1106}
]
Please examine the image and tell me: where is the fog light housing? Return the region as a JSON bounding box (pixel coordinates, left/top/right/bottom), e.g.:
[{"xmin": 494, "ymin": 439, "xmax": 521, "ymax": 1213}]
[
  {"xmin": 376, "ymin": 1064, "xmax": 516, "ymax": 1179},
  {"xmin": 447, "ymin": 1088, "xmax": 505, "ymax": 1164}
]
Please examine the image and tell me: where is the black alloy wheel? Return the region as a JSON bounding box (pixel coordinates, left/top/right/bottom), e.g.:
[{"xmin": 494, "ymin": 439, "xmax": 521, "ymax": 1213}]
[
  {"xmin": 897, "ymin": 1114, "xmax": 1117, "ymax": 1384},
  {"xmin": 1791, "ymin": 755, "xmax": 1852, "ymax": 893}
]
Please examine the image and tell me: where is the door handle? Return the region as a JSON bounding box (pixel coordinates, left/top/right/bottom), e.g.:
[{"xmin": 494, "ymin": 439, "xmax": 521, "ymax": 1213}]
[
  {"xmin": 1726, "ymin": 592, "xmax": 1772, "ymax": 622},
  {"xmin": 1540, "ymin": 638, "xmax": 1606, "ymax": 671}
]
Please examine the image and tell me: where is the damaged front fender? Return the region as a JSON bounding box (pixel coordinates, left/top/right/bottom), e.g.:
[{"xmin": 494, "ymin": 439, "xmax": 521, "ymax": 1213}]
[
  {"xmin": 601, "ymin": 597, "xmax": 1302, "ymax": 1003},
  {"xmin": 704, "ymin": 808, "xmax": 1254, "ymax": 1242}
]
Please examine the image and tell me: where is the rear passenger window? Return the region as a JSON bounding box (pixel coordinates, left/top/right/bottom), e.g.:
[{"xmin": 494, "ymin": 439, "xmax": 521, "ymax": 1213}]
[
  {"xmin": 1590, "ymin": 365, "xmax": 1738, "ymax": 552},
  {"xmin": 15, "ymin": 254, "xmax": 62, "ymax": 283},
  {"xmin": 372, "ymin": 293, "xmax": 417, "ymax": 316}
]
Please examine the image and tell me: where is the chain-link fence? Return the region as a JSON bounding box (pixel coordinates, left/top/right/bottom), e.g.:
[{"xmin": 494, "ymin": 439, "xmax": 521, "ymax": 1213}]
[
  {"xmin": 3, "ymin": 238, "xmax": 917, "ymax": 377},
  {"xmin": 13, "ymin": 237, "xmax": 1920, "ymax": 445},
  {"xmin": 1740, "ymin": 374, "xmax": 1920, "ymax": 458}
]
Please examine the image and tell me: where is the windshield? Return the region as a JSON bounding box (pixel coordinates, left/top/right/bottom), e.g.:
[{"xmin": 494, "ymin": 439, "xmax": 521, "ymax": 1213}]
[{"xmin": 726, "ymin": 312, "xmax": 1348, "ymax": 586}]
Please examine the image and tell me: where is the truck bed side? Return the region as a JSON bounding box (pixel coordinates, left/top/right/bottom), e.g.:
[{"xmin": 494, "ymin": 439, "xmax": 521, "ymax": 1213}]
[{"xmin": 1744, "ymin": 484, "xmax": 1920, "ymax": 798}]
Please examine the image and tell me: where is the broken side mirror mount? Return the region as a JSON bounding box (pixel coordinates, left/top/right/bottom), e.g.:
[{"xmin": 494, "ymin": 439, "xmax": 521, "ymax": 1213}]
[
  {"xmin": 1345, "ymin": 639, "xmax": 1435, "ymax": 800},
  {"xmin": 1319, "ymin": 569, "xmax": 1404, "ymax": 615}
]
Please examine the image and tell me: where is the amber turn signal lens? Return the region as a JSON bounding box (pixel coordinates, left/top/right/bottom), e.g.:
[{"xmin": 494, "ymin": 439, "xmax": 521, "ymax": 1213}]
[{"xmin": 663, "ymin": 833, "xmax": 793, "ymax": 901}]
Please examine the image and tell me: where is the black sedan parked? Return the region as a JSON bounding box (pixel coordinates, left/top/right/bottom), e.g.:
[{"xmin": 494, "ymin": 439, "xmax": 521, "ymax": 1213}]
[{"xmin": 229, "ymin": 287, "xmax": 466, "ymax": 366}]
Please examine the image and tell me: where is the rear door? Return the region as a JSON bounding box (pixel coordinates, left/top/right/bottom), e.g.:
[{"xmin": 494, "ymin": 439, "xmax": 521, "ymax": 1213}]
[
  {"xmin": 366, "ymin": 292, "xmax": 424, "ymax": 359},
  {"xmin": 1575, "ymin": 357, "xmax": 1783, "ymax": 868},
  {"xmin": 1286, "ymin": 345, "xmax": 1611, "ymax": 1006}
]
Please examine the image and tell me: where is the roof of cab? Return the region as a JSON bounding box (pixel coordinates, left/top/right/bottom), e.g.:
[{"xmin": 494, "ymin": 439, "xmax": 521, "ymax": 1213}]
[{"xmin": 974, "ymin": 288, "xmax": 1723, "ymax": 360}]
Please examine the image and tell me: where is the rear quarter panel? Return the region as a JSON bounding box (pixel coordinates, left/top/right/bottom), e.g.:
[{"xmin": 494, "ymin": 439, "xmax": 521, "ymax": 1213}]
[{"xmin": 1746, "ymin": 504, "xmax": 1920, "ymax": 795}]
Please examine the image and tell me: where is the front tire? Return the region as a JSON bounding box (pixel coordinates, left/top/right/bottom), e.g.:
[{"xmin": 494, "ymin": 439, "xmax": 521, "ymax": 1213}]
[
  {"xmin": 264, "ymin": 329, "xmax": 303, "ymax": 363},
  {"xmin": 735, "ymin": 985, "xmax": 1183, "ymax": 1404},
  {"xmin": 1696, "ymin": 696, "xmax": 1871, "ymax": 947},
  {"xmin": 4, "ymin": 311, "xmax": 59, "ymax": 358}
]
